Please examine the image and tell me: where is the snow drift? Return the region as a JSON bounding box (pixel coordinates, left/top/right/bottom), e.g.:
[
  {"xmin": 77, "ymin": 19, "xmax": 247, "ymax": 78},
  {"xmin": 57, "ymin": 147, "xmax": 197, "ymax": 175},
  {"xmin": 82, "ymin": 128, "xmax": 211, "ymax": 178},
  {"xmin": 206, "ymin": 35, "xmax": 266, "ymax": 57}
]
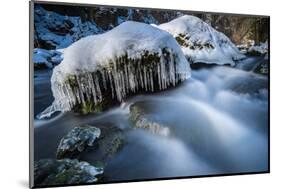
[
  {"xmin": 38, "ymin": 21, "xmax": 191, "ymax": 119},
  {"xmin": 157, "ymin": 15, "xmax": 245, "ymax": 65}
]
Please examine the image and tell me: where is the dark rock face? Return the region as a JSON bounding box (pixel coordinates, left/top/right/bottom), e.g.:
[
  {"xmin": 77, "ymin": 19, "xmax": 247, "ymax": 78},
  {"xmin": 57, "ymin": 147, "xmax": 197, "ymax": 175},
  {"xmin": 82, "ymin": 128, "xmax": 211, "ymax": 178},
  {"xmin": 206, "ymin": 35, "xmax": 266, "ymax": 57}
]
[
  {"xmin": 56, "ymin": 125, "xmax": 101, "ymax": 159},
  {"xmin": 34, "ymin": 159, "xmax": 103, "ymax": 186}
]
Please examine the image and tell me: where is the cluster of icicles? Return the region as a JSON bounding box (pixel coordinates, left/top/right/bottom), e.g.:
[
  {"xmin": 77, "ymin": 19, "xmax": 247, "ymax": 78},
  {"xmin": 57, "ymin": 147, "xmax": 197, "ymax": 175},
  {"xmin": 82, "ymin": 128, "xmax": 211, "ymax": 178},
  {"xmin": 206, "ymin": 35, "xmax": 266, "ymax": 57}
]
[{"xmin": 38, "ymin": 49, "xmax": 188, "ymax": 119}]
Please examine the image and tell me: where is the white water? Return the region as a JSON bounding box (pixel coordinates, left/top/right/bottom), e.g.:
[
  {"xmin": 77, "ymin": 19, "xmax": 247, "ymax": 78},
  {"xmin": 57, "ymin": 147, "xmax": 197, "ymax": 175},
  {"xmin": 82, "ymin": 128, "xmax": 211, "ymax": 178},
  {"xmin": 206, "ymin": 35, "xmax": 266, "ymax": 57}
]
[{"xmin": 34, "ymin": 57, "xmax": 268, "ymax": 180}]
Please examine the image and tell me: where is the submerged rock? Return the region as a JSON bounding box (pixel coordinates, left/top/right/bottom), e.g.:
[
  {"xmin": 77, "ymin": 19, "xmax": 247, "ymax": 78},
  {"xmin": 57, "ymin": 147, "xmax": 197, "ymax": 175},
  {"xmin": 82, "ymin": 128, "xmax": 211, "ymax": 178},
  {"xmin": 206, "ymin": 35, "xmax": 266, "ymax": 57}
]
[
  {"xmin": 157, "ymin": 15, "xmax": 245, "ymax": 65},
  {"xmin": 38, "ymin": 21, "xmax": 190, "ymax": 119},
  {"xmin": 79, "ymin": 125, "xmax": 125, "ymax": 161},
  {"xmin": 97, "ymin": 126, "xmax": 125, "ymax": 159},
  {"xmin": 129, "ymin": 101, "xmax": 170, "ymax": 136},
  {"xmin": 56, "ymin": 125, "xmax": 101, "ymax": 159},
  {"xmin": 34, "ymin": 158, "xmax": 103, "ymax": 186}
]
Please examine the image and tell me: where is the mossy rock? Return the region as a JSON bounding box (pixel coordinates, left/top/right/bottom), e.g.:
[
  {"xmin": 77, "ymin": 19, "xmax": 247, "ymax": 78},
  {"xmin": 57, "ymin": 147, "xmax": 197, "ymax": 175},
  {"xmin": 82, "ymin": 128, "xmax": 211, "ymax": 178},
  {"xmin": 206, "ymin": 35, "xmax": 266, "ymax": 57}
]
[
  {"xmin": 129, "ymin": 101, "xmax": 170, "ymax": 136},
  {"xmin": 62, "ymin": 48, "xmax": 183, "ymax": 115},
  {"xmin": 34, "ymin": 159, "xmax": 103, "ymax": 187},
  {"xmin": 56, "ymin": 125, "xmax": 101, "ymax": 159}
]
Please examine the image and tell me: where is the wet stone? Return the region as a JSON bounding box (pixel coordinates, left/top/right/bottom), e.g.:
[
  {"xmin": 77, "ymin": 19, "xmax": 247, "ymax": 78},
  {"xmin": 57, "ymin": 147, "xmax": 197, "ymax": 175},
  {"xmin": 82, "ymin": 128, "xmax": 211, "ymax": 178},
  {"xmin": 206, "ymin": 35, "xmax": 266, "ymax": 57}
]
[
  {"xmin": 34, "ymin": 158, "xmax": 103, "ymax": 186},
  {"xmin": 56, "ymin": 125, "xmax": 101, "ymax": 159}
]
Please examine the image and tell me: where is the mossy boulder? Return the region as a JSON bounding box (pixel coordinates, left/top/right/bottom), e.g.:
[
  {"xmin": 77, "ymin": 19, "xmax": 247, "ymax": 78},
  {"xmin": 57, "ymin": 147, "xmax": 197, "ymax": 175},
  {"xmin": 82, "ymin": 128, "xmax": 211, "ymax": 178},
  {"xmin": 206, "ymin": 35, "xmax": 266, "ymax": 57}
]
[
  {"xmin": 56, "ymin": 125, "xmax": 101, "ymax": 159},
  {"xmin": 38, "ymin": 21, "xmax": 190, "ymax": 119},
  {"xmin": 79, "ymin": 125, "xmax": 125, "ymax": 161},
  {"xmin": 34, "ymin": 159, "xmax": 103, "ymax": 187}
]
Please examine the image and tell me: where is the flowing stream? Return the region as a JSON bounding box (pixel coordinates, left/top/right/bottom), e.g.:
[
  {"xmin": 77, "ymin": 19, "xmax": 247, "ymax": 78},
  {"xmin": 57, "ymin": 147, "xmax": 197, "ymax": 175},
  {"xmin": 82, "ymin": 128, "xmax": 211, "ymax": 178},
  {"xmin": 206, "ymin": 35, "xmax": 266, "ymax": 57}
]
[{"xmin": 33, "ymin": 56, "xmax": 268, "ymax": 181}]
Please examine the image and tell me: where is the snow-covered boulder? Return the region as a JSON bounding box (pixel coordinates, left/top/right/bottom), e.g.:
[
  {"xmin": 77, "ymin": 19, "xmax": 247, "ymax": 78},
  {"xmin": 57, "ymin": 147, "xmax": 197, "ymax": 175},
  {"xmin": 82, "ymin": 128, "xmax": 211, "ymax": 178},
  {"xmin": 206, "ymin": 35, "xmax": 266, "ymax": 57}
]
[
  {"xmin": 157, "ymin": 15, "xmax": 245, "ymax": 65},
  {"xmin": 33, "ymin": 48, "xmax": 63, "ymax": 69},
  {"xmin": 38, "ymin": 21, "xmax": 190, "ymax": 119}
]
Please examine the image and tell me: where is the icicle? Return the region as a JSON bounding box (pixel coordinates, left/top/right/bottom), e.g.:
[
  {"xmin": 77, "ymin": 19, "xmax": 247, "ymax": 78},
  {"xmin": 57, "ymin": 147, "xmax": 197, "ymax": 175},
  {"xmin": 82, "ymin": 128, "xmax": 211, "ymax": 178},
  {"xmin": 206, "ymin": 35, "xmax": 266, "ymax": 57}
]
[
  {"xmin": 149, "ymin": 68, "xmax": 154, "ymax": 92},
  {"xmin": 101, "ymin": 69, "xmax": 107, "ymax": 90},
  {"xmin": 143, "ymin": 66, "xmax": 148, "ymax": 91},
  {"xmin": 88, "ymin": 73, "xmax": 97, "ymax": 104},
  {"xmin": 38, "ymin": 47, "xmax": 190, "ymax": 119},
  {"xmin": 94, "ymin": 76, "xmax": 102, "ymax": 102}
]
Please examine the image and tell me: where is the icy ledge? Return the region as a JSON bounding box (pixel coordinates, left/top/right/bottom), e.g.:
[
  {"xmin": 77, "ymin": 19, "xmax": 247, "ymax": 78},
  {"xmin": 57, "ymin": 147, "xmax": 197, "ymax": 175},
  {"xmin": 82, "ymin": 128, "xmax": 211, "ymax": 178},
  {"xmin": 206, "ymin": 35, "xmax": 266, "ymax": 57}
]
[
  {"xmin": 38, "ymin": 21, "xmax": 191, "ymax": 119},
  {"xmin": 157, "ymin": 15, "xmax": 245, "ymax": 65}
]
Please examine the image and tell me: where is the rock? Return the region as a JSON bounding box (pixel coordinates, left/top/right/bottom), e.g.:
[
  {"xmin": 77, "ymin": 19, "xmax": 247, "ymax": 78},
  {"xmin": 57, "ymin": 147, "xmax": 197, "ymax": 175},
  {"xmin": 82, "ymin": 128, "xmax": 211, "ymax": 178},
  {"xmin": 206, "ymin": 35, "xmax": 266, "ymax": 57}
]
[
  {"xmin": 34, "ymin": 6, "xmax": 103, "ymax": 50},
  {"xmin": 253, "ymin": 59, "xmax": 269, "ymax": 75},
  {"xmin": 56, "ymin": 125, "xmax": 101, "ymax": 159},
  {"xmin": 247, "ymin": 41, "xmax": 268, "ymax": 56},
  {"xmin": 33, "ymin": 48, "xmax": 63, "ymax": 69},
  {"xmin": 34, "ymin": 158, "xmax": 103, "ymax": 186},
  {"xmin": 129, "ymin": 101, "xmax": 170, "ymax": 136},
  {"xmin": 79, "ymin": 125, "xmax": 125, "ymax": 161},
  {"xmin": 157, "ymin": 15, "xmax": 245, "ymax": 65},
  {"xmin": 37, "ymin": 21, "xmax": 190, "ymax": 119}
]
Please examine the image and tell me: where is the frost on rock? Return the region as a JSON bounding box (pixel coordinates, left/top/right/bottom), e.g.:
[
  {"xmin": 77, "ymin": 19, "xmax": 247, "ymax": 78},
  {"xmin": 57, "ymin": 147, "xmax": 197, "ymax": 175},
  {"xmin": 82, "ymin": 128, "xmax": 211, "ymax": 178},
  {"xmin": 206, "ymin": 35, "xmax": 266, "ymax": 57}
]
[
  {"xmin": 38, "ymin": 21, "xmax": 191, "ymax": 119},
  {"xmin": 34, "ymin": 159, "xmax": 103, "ymax": 186},
  {"xmin": 56, "ymin": 125, "xmax": 101, "ymax": 159},
  {"xmin": 33, "ymin": 48, "xmax": 63, "ymax": 69},
  {"xmin": 157, "ymin": 15, "xmax": 245, "ymax": 65}
]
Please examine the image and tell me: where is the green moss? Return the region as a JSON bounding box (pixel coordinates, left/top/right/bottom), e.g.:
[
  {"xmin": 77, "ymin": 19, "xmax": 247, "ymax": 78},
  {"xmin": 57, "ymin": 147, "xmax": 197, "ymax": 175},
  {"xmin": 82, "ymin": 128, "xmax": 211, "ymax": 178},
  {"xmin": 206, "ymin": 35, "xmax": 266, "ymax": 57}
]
[
  {"xmin": 77, "ymin": 100, "xmax": 106, "ymax": 115},
  {"xmin": 65, "ymin": 75, "xmax": 78, "ymax": 88}
]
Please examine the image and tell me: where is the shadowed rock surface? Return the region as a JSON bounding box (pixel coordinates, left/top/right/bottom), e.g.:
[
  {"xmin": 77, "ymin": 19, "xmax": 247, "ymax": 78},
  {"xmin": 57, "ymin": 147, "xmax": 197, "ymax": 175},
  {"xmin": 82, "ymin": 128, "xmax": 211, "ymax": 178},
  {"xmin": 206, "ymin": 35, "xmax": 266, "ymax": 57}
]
[{"xmin": 34, "ymin": 159, "xmax": 103, "ymax": 186}]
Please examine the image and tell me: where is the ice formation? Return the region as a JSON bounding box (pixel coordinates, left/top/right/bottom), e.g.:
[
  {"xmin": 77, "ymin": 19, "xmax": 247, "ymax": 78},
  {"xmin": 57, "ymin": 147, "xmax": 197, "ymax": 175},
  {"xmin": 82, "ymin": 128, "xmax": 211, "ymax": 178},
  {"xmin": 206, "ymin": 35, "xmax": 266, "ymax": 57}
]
[
  {"xmin": 157, "ymin": 15, "xmax": 245, "ymax": 65},
  {"xmin": 38, "ymin": 21, "xmax": 191, "ymax": 119}
]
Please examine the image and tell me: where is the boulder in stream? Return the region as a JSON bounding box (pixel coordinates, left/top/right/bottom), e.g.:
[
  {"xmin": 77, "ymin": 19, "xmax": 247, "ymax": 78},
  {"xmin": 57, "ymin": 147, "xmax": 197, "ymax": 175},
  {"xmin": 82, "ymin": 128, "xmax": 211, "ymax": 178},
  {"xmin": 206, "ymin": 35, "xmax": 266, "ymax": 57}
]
[
  {"xmin": 56, "ymin": 125, "xmax": 101, "ymax": 159},
  {"xmin": 37, "ymin": 21, "xmax": 190, "ymax": 119},
  {"xmin": 34, "ymin": 158, "xmax": 103, "ymax": 186},
  {"xmin": 129, "ymin": 101, "xmax": 170, "ymax": 136}
]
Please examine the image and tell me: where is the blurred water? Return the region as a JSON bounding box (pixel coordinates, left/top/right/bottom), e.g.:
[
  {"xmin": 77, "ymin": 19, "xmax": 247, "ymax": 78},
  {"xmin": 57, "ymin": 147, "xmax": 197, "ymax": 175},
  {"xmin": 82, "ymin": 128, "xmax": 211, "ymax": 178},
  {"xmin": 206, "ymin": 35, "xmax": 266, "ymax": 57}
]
[{"xmin": 34, "ymin": 57, "xmax": 268, "ymax": 181}]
